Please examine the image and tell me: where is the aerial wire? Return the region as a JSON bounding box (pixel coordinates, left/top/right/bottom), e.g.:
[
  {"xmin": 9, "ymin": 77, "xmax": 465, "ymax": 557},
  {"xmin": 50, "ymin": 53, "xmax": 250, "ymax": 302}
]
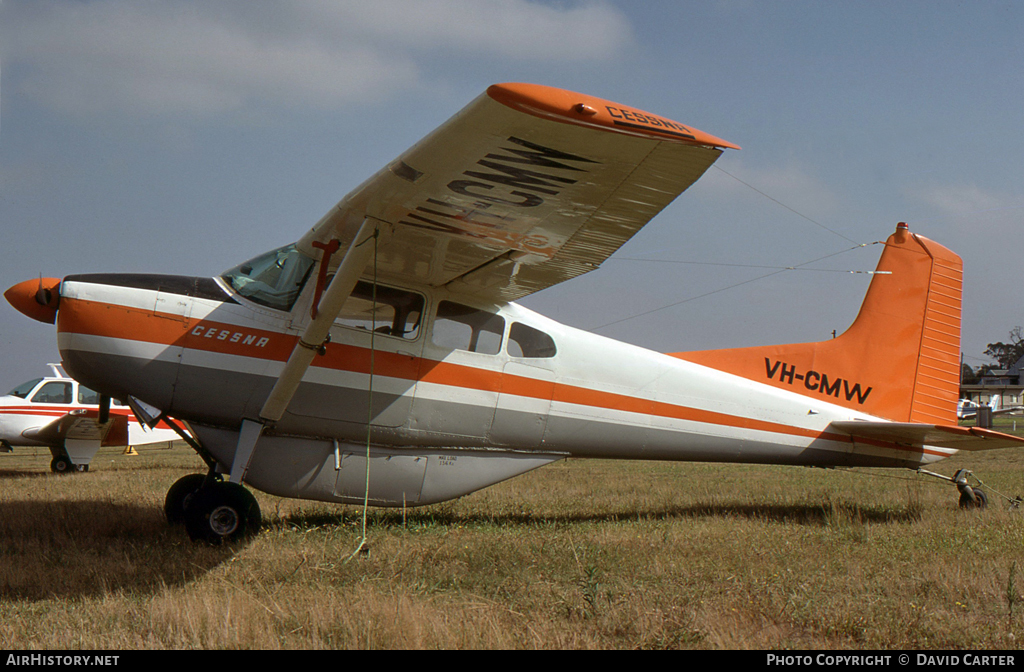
[
  {"xmin": 712, "ymin": 165, "xmax": 859, "ymax": 245},
  {"xmin": 591, "ymin": 162, "xmax": 880, "ymax": 332},
  {"xmin": 592, "ymin": 242, "xmax": 878, "ymax": 331},
  {"xmin": 345, "ymin": 225, "xmax": 379, "ymax": 563}
]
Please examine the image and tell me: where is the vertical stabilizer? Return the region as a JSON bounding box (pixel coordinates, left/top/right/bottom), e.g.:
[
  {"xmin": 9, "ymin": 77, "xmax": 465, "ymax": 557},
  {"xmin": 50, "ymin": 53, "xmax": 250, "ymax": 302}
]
[{"xmin": 670, "ymin": 223, "xmax": 963, "ymax": 423}]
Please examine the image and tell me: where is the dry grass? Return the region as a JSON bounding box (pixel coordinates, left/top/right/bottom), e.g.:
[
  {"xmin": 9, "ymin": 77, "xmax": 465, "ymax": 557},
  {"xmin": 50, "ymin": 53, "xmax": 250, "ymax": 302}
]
[{"xmin": 1, "ymin": 438, "xmax": 1023, "ymax": 649}]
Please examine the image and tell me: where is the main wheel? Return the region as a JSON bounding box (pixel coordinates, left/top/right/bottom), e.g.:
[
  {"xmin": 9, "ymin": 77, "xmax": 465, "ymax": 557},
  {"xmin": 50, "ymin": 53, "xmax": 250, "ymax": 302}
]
[
  {"xmin": 50, "ymin": 455, "xmax": 73, "ymax": 474},
  {"xmin": 184, "ymin": 482, "xmax": 261, "ymax": 544},
  {"xmin": 164, "ymin": 473, "xmax": 209, "ymax": 525},
  {"xmin": 959, "ymin": 486, "xmax": 988, "ymax": 509}
]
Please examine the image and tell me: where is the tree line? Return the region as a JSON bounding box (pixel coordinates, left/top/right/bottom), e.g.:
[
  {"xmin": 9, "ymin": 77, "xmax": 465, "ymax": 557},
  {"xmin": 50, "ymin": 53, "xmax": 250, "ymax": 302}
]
[{"xmin": 961, "ymin": 326, "xmax": 1024, "ymax": 385}]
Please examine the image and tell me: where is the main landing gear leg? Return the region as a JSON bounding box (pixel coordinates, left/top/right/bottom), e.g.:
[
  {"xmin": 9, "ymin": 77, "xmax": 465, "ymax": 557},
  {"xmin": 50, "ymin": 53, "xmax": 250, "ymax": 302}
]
[{"xmin": 161, "ymin": 419, "xmax": 263, "ymax": 544}]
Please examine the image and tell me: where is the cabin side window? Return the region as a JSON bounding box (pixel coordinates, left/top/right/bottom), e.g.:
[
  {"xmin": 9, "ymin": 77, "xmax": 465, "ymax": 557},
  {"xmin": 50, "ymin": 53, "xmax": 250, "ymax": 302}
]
[
  {"xmin": 78, "ymin": 386, "xmax": 100, "ymax": 405},
  {"xmin": 335, "ymin": 281, "xmax": 424, "ymax": 340},
  {"xmin": 432, "ymin": 301, "xmax": 504, "ymax": 355},
  {"xmin": 31, "ymin": 382, "xmax": 72, "ymax": 404},
  {"xmin": 507, "ymin": 322, "xmax": 557, "ymax": 358}
]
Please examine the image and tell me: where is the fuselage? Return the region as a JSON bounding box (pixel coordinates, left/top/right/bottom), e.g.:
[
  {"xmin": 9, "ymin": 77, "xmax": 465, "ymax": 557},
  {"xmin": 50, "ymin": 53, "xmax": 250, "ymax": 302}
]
[{"xmin": 51, "ymin": 269, "xmax": 953, "ymax": 483}]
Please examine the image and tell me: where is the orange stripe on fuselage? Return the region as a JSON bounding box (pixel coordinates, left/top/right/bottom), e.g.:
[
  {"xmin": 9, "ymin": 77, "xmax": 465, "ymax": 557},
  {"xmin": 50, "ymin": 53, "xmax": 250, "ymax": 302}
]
[{"xmin": 57, "ymin": 295, "xmax": 938, "ymax": 458}]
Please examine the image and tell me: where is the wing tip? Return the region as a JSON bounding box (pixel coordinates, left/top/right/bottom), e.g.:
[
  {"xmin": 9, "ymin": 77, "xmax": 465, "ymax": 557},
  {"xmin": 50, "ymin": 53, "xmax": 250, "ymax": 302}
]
[{"xmin": 487, "ymin": 82, "xmax": 740, "ymax": 150}]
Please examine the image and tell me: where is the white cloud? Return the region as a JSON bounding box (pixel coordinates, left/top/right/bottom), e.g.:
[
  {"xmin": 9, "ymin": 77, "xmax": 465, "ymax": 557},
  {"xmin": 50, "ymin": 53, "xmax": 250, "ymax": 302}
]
[
  {"xmin": 910, "ymin": 182, "xmax": 1016, "ymax": 219},
  {"xmin": 0, "ymin": 0, "xmax": 632, "ymax": 117}
]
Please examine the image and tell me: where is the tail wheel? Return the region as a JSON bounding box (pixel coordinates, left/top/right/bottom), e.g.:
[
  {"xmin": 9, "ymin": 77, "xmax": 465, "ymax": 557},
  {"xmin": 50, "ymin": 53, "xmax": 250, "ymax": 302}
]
[
  {"xmin": 164, "ymin": 473, "xmax": 209, "ymax": 525},
  {"xmin": 184, "ymin": 481, "xmax": 262, "ymax": 544},
  {"xmin": 959, "ymin": 487, "xmax": 988, "ymax": 509}
]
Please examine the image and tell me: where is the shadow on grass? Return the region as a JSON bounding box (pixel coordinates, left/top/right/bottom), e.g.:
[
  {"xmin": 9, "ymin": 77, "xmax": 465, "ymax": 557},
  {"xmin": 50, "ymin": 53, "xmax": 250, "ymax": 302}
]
[
  {"xmin": 0, "ymin": 469, "xmax": 54, "ymax": 480},
  {"xmin": 0, "ymin": 499, "xmax": 243, "ymax": 602},
  {"xmin": 280, "ymin": 499, "xmax": 923, "ymax": 532}
]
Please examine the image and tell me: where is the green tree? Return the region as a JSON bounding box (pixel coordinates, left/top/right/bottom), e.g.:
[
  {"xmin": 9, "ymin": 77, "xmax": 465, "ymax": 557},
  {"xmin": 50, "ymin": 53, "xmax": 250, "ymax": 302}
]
[{"xmin": 984, "ymin": 326, "xmax": 1024, "ymax": 369}]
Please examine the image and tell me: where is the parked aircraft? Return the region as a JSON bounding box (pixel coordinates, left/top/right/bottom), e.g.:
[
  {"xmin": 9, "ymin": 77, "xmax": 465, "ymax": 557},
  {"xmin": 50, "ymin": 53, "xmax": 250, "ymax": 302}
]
[
  {"xmin": 958, "ymin": 397, "xmax": 1023, "ymax": 420},
  {"xmin": 0, "ymin": 363, "xmax": 183, "ymax": 472},
  {"xmin": 7, "ymin": 83, "xmax": 1024, "ymax": 542}
]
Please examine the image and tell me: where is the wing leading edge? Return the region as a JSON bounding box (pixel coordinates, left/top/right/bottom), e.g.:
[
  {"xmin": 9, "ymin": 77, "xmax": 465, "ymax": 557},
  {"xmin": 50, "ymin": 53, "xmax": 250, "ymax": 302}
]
[{"xmin": 297, "ymin": 83, "xmax": 738, "ymax": 303}]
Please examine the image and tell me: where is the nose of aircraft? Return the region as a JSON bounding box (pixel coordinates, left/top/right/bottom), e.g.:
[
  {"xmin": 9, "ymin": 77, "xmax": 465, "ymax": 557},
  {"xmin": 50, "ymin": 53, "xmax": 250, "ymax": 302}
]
[{"xmin": 4, "ymin": 277, "xmax": 61, "ymax": 324}]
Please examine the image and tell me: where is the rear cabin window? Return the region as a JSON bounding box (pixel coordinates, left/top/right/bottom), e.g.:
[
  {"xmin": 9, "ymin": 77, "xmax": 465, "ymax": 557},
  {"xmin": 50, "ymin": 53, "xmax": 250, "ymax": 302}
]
[
  {"xmin": 31, "ymin": 382, "xmax": 72, "ymax": 404},
  {"xmin": 507, "ymin": 322, "xmax": 557, "ymax": 358},
  {"xmin": 335, "ymin": 281, "xmax": 424, "ymax": 340},
  {"xmin": 432, "ymin": 301, "xmax": 504, "ymax": 355}
]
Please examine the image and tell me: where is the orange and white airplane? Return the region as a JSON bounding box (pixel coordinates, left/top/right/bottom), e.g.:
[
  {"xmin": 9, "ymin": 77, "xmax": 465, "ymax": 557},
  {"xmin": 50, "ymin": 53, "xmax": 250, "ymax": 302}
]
[
  {"xmin": 0, "ymin": 363, "xmax": 182, "ymax": 472},
  {"xmin": 6, "ymin": 83, "xmax": 1024, "ymax": 542}
]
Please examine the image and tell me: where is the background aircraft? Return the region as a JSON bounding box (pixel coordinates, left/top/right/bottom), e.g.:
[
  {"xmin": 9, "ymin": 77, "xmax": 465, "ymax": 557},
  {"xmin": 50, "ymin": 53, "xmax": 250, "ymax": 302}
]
[
  {"xmin": 6, "ymin": 83, "xmax": 1024, "ymax": 543},
  {"xmin": 0, "ymin": 363, "xmax": 182, "ymax": 472},
  {"xmin": 957, "ymin": 396, "xmax": 1023, "ymax": 421}
]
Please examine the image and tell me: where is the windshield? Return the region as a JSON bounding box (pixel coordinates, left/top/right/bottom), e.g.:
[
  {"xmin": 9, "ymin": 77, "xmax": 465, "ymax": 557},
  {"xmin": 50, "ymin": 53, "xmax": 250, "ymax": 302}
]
[
  {"xmin": 7, "ymin": 378, "xmax": 42, "ymax": 399},
  {"xmin": 221, "ymin": 243, "xmax": 315, "ymax": 311}
]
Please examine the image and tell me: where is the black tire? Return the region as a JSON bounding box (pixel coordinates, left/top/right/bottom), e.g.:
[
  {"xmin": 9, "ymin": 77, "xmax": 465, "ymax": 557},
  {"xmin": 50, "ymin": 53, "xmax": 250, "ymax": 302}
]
[
  {"xmin": 50, "ymin": 455, "xmax": 73, "ymax": 474},
  {"xmin": 959, "ymin": 487, "xmax": 988, "ymax": 509},
  {"xmin": 164, "ymin": 473, "xmax": 209, "ymax": 525},
  {"xmin": 184, "ymin": 482, "xmax": 261, "ymax": 544}
]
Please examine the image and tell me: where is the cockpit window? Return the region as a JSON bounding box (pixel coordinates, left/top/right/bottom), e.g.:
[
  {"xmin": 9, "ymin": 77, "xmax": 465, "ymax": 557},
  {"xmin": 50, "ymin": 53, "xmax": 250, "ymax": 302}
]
[
  {"xmin": 335, "ymin": 281, "xmax": 425, "ymax": 340},
  {"xmin": 221, "ymin": 243, "xmax": 315, "ymax": 312},
  {"xmin": 31, "ymin": 382, "xmax": 72, "ymax": 404},
  {"xmin": 7, "ymin": 378, "xmax": 42, "ymax": 399}
]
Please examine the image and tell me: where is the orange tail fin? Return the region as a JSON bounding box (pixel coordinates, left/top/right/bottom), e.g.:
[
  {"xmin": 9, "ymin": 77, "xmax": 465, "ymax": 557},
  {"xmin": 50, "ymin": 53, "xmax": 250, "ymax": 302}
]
[{"xmin": 670, "ymin": 223, "xmax": 963, "ymax": 423}]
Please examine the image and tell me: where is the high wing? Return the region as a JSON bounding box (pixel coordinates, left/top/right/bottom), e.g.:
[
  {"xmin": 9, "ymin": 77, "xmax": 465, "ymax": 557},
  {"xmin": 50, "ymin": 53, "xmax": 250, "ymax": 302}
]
[
  {"xmin": 830, "ymin": 421, "xmax": 1024, "ymax": 452},
  {"xmin": 296, "ymin": 83, "xmax": 739, "ymax": 303}
]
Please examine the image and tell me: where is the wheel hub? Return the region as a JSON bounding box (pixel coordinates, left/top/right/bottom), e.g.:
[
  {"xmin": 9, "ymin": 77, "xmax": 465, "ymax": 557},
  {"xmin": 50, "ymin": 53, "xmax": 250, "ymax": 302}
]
[{"xmin": 208, "ymin": 505, "xmax": 240, "ymax": 536}]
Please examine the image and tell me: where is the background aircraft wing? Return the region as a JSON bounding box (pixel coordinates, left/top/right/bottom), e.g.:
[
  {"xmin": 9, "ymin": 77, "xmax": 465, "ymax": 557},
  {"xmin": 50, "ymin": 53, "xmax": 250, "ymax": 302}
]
[
  {"xmin": 296, "ymin": 83, "xmax": 738, "ymax": 303},
  {"xmin": 830, "ymin": 421, "xmax": 1024, "ymax": 452},
  {"xmin": 21, "ymin": 410, "xmax": 129, "ymax": 447}
]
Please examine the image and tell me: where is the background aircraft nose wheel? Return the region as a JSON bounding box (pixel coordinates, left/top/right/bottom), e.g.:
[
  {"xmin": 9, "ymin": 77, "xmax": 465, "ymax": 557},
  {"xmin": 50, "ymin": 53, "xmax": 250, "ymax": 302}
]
[
  {"xmin": 184, "ymin": 481, "xmax": 261, "ymax": 544},
  {"xmin": 164, "ymin": 473, "xmax": 209, "ymax": 525}
]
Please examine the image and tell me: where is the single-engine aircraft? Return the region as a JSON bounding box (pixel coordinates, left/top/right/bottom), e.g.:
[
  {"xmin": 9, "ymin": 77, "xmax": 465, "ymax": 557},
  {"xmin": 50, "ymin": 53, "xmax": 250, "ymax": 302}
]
[
  {"xmin": 957, "ymin": 397, "xmax": 1022, "ymax": 420},
  {"xmin": 7, "ymin": 83, "xmax": 1024, "ymax": 543},
  {"xmin": 0, "ymin": 363, "xmax": 182, "ymax": 472}
]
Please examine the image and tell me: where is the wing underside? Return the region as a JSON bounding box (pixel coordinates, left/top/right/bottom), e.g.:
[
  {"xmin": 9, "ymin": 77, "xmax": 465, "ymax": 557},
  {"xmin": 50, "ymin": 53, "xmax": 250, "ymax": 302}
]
[{"xmin": 297, "ymin": 83, "xmax": 737, "ymax": 303}]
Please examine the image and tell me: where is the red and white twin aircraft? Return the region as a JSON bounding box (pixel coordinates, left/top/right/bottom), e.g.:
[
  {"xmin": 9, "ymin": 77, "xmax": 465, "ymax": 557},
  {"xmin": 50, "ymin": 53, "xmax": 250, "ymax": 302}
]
[
  {"xmin": 7, "ymin": 83, "xmax": 1023, "ymax": 542},
  {"xmin": 0, "ymin": 363, "xmax": 181, "ymax": 472}
]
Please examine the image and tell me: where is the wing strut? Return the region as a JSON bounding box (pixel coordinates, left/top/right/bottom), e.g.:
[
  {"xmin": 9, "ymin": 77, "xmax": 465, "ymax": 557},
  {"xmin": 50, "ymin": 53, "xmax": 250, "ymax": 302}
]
[
  {"xmin": 261, "ymin": 218, "xmax": 387, "ymax": 424},
  {"xmin": 224, "ymin": 218, "xmax": 387, "ymax": 484}
]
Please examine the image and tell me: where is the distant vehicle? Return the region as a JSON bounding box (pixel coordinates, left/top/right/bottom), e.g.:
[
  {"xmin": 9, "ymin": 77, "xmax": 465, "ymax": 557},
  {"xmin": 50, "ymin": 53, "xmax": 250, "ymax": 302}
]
[
  {"xmin": 0, "ymin": 364, "xmax": 183, "ymax": 472},
  {"xmin": 958, "ymin": 397, "xmax": 1023, "ymax": 420}
]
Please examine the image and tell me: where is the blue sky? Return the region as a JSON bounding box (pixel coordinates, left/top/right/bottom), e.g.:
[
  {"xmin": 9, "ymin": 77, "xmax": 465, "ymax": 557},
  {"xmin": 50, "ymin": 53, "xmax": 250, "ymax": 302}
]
[{"xmin": 1, "ymin": 0, "xmax": 1021, "ymax": 387}]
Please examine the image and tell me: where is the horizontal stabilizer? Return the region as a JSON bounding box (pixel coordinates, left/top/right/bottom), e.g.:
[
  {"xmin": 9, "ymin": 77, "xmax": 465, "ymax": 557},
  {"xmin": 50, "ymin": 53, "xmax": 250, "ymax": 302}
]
[{"xmin": 830, "ymin": 421, "xmax": 1024, "ymax": 452}]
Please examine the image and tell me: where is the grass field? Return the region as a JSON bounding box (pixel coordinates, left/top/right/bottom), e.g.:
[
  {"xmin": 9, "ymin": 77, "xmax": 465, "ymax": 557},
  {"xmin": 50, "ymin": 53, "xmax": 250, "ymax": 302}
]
[{"xmin": 1, "ymin": 431, "xmax": 1023, "ymax": 650}]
